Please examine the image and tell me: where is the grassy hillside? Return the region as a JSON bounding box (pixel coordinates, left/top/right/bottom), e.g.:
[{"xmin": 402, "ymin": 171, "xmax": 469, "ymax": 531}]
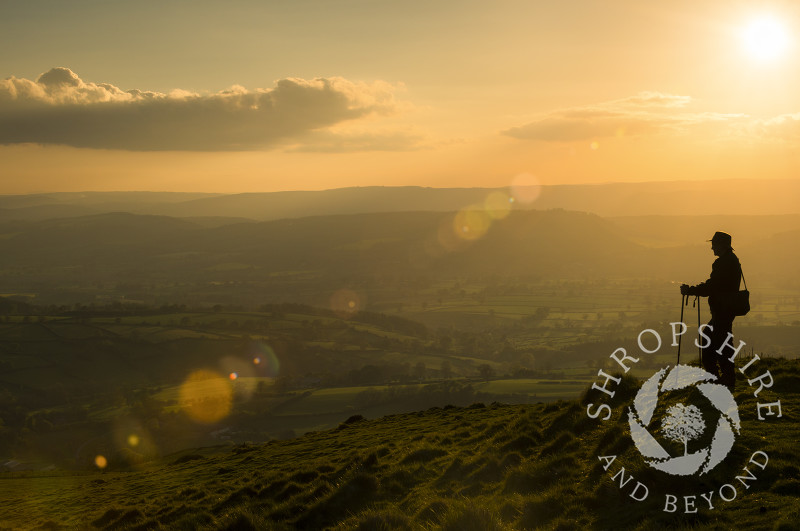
[{"xmin": 2, "ymin": 357, "xmax": 796, "ymax": 530}]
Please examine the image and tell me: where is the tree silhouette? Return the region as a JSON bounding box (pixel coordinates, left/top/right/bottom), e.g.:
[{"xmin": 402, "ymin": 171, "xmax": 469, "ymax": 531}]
[
  {"xmin": 440, "ymin": 360, "xmax": 453, "ymax": 379},
  {"xmin": 661, "ymin": 403, "xmax": 706, "ymax": 456},
  {"xmin": 478, "ymin": 363, "xmax": 494, "ymax": 381},
  {"xmin": 413, "ymin": 361, "xmax": 426, "ymax": 381}
]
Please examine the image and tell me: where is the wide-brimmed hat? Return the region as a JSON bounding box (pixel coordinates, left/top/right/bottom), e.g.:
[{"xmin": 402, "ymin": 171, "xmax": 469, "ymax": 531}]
[{"xmin": 708, "ymin": 231, "xmax": 732, "ymax": 247}]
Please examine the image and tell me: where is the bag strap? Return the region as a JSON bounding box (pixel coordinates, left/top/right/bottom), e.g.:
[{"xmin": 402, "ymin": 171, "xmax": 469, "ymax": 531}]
[{"xmin": 741, "ymin": 270, "xmax": 747, "ymax": 291}]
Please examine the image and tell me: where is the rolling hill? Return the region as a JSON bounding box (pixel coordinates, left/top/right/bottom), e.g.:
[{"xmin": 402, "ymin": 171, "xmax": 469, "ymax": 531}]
[
  {"xmin": 1, "ymin": 179, "xmax": 800, "ymax": 223},
  {"xmin": 2, "ymin": 357, "xmax": 796, "ymax": 530},
  {"xmin": 0, "ymin": 206, "xmax": 794, "ymax": 309},
  {"xmin": 0, "ymin": 208, "xmax": 665, "ymax": 314}
]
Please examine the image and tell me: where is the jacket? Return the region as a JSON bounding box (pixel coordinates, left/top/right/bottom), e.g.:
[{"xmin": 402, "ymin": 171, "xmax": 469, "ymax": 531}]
[{"xmin": 688, "ymin": 250, "xmax": 742, "ymax": 316}]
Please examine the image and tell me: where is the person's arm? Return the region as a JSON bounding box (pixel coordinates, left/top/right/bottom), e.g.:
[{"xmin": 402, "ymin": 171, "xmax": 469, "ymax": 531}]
[
  {"xmin": 687, "ymin": 277, "xmax": 712, "ymax": 297},
  {"xmin": 681, "ymin": 264, "xmax": 716, "ymax": 297},
  {"xmin": 680, "ymin": 255, "xmax": 738, "ymax": 297}
]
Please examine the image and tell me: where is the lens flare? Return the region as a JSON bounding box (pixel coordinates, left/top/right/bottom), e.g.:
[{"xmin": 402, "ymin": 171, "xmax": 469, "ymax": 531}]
[
  {"xmin": 111, "ymin": 418, "xmax": 156, "ymax": 465},
  {"xmin": 330, "ymin": 288, "xmax": 362, "ymax": 318},
  {"xmin": 484, "ymin": 191, "xmax": 512, "ymax": 220},
  {"xmin": 95, "ymin": 455, "xmax": 108, "ymax": 469},
  {"xmin": 249, "ymin": 342, "xmax": 280, "ymax": 378},
  {"xmin": 221, "ymin": 354, "xmax": 254, "ymax": 378},
  {"xmin": 436, "ymin": 215, "xmax": 464, "ymax": 252},
  {"xmin": 229, "ymin": 372, "xmax": 238, "ymax": 380},
  {"xmin": 453, "ymin": 207, "xmax": 491, "ymax": 241},
  {"xmin": 179, "ymin": 370, "xmax": 233, "ymax": 424},
  {"xmin": 510, "ymin": 173, "xmax": 542, "ymax": 204}
]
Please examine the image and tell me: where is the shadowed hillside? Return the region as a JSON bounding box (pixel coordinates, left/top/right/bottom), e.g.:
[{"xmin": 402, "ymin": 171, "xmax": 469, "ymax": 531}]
[
  {"xmin": 0, "ymin": 208, "xmax": 795, "ymax": 309},
  {"xmin": 0, "ymin": 209, "xmax": 648, "ymax": 306}
]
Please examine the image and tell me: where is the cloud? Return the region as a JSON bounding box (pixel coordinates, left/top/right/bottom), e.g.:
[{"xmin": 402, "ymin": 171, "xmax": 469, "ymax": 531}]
[
  {"xmin": 287, "ymin": 129, "xmax": 428, "ymax": 153},
  {"xmin": 502, "ymin": 92, "xmax": 742, "ymax": 142},
  {"xmin": 753, "ymin": 113, "xmax": 800, "ymax": 141},
  {"xmin": 0, "ymin": 68, "xmax": 404, "ymax": 151}
]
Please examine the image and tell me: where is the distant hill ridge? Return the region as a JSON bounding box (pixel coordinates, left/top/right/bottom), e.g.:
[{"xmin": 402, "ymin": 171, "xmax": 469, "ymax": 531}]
[
  {"xmin": 1, "ymin": 179, "xmax": 799, "ymax": 222},
  {"xmin": 0, "ymin": 209, "xmax": 638, "ymax": 279},
  {"xmin": 0, "ymin": 208, "xmax": 797, "ymax": 307}
]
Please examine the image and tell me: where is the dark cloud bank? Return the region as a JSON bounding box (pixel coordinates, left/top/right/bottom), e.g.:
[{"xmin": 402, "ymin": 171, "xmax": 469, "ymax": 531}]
[{"xmin": 0, "ymin": 68, "xmax": 400, "ymax": 151}]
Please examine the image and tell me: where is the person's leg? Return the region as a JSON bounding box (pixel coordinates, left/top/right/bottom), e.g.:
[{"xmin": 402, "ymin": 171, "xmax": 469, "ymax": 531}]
[
  {"xmin": 714, "ymin": 315, "xmax": 736, "ymax": 391},
  {"xmin": 701, "ymin": 319, "xmax": 720, "ymax": 378}
]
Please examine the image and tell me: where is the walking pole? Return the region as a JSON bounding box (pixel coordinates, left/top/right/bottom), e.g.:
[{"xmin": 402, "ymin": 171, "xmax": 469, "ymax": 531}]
[
  {"xmin": 677, "ymin": 294, "xmax": 686, "ymax": 366},
  {"xmin": 696, "ymin": 295, "xmax": 701, "ymax": 367}
]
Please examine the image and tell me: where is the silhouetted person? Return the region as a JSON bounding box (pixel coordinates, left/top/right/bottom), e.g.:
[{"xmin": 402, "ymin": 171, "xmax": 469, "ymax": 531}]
[{"xmin": 680, "ymin": 231, "xmax": 742, "ymax": 391}]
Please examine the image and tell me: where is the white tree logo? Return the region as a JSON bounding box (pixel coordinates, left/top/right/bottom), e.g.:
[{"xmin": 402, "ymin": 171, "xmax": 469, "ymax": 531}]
[
  {"xmin": 661, "ymin": 403, "xmax": 706, "ymax": 456},
  {"xmin": 628, "ymin": 365, "xmax": 740, "ymax": 476}
]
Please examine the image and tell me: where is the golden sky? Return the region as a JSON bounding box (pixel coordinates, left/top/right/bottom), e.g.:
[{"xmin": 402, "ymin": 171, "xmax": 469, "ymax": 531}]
[{"xmin": 2, "ymin": 0, "xmax": 800, "ymax": 193}]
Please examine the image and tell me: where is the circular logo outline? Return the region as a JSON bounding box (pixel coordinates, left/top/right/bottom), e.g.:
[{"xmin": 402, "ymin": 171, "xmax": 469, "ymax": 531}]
[{"xmin": 628, "ymin": 364, "xmax": 741, "ymax": 476}]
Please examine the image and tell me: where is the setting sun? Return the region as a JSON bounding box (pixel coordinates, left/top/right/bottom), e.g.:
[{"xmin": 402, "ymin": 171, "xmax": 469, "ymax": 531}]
[{"xmin": 742, "ymin": 16, "xmax": 791, "ymax": 62}]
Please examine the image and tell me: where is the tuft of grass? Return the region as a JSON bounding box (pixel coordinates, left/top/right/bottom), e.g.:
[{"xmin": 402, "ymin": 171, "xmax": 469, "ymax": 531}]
[
  {"xmin": 171, "ymin": 453, "xmax": 205, "ymax": 466},
  {"xmin": 499, "ymin": 452, "xmax": 522, "ymax": 470},
  {"xmin": 215, "ymin": 506, "xmax": 288, "ymax": 531},
  {"xmin": 518, "ymin": 493, "xmax": 564, "ymax": 529},
  {"xmin": 504, "ymin": 454, "xmax": 578, "ymax": 495},
  {"xmin": 178, "ymin": 487, "xmax": 207, "ymax": 501},
  {"xmin": 91, "ymin": 508, "xmax": 125, "ymax": 528},
  {"xmin": 258, "ymin": 479, "xmax": 288, "ymax": 498},
  {"xmin": 105, "ymin": 508, "xmax": 145, "ymax": 529},
  {"xmin": 214, "ymin": 486, "xmax": 259, "ymax": 514},
  {"xmin": 295, "ymin": 472, "xmax": 380, "ymax": 529},
  {"xmin": 342, "ymin": 508, "xmax": 414, "ymax": 531},
  {"xmin": 289, "ymin": 470, "xmax": 319, "ymax": 484},
  {"xmin": 343, "ymin": 414, "xmax": 366, "ymax": 424},
  {"xmin": 415, "ymin": 499, "xmax": 449, "ymax": 525},
  {"xmin": 274, "ymin": 482, "xmax": 304, "ymax": 502},
  {"xmin": 500, "ymin": 435, "xmax": 539, "ymax": 454},
  {"xmin": 470, "ymin": 456, "xmax": 505, "ymax": 484},
  {"xmin": 401, "ymin": 447, "xmax": 448, "ymax": 464},
  {"xmin": 538, "ymin": 430, "xmax": 577, "ymax": 457},
  {"xmin": 439, "ymin": 502, "xmax": 509, "ymax": 531}
]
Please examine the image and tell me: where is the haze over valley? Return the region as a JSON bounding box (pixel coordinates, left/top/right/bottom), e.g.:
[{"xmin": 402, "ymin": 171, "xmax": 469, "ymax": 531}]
[{"xmin": 4, "ymin": 1, "xmax": 800, "ymax": 527}]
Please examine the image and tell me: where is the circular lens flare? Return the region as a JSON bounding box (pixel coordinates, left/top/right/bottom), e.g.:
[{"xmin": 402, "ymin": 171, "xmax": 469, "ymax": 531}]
[
  {"xmin": 179, "ymin": 370, "xmax": 233, "ymax": 424},
  {"xmin": 219, "ymin": 355, "xmax": 255, "ymax": 384},
  {"xmin": 330, "ymin": 288, "xmax": 362, "ymax": 318},
  {"xmin": 250, "ymin": 342, "xmax": 280, "ymax": 378},
  {"xmin": 95, "ymin": 455, "xmax": 108, "ymax": 469},
  {"xmin": 510, "ymin": 173, "xmax": 542, "ymax": 204},
  {"xmin": 453, "ymin": 207, "xmax": 491, "ymax": 241},
  {"xmin": 484, "ymin": 191, "xmax": 512, "ymax": 219}
]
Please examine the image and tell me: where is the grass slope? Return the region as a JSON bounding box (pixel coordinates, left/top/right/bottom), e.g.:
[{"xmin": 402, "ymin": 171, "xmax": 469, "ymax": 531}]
[{"xmin": 1, "ymin": 358, "xmax": 798, "ymax": 531}]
